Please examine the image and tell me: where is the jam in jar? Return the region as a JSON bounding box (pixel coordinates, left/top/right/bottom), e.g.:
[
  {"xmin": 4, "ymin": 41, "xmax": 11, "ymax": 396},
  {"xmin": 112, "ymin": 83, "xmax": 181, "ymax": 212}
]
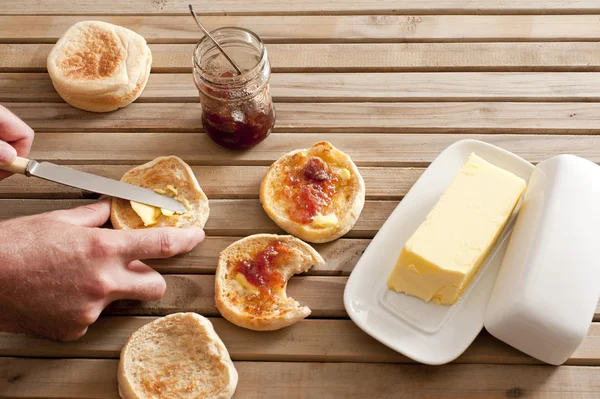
[{"xmin": 193, "ymin": 27, "xmax": 275, "ymax": 150}]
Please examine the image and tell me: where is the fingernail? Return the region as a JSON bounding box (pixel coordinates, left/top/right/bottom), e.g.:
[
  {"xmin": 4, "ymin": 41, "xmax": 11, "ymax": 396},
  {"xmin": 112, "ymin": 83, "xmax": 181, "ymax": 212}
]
[
  {"xmin": 0, "ymin": 144, "xmax": 16, "ymax": 164},
  {"xmin": 187, "ymin": 227, "xmax": 205, "ymax": 240}
]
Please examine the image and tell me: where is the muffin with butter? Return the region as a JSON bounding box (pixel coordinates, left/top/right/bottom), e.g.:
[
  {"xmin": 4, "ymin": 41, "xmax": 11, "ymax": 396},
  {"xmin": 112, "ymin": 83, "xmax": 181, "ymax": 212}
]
[
  {"xmin": 110, "ymin": 156, "xmax": 209, "ymax": 230},
  {"xmin": 260, "ymin": 141, "xmax": 365, "ymax": 243},
  {"xmin": 47, "ymin": 20, "xmax": 152, "ymax": 112}
]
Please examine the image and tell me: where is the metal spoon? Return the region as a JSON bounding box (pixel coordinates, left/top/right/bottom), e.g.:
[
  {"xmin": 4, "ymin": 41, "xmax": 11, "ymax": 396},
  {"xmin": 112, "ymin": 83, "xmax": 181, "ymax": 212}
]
[{"xmin": 189, "ymin": 4, "xmax": 243, "ymax": 75}]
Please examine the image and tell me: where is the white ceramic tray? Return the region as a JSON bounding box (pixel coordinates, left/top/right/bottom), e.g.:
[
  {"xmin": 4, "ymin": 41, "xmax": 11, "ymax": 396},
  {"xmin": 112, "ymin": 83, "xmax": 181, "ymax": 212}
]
[{"xmin": 343, "ymin": 140, "xmax": 535, "ymax": 365}]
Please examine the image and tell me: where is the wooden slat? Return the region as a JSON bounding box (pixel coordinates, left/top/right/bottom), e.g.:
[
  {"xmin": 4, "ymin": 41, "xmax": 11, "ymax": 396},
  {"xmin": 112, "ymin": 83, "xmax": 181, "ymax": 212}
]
[
  {"xmin": 104, "ymin": 275, "xmax": 347, "ymax": 318},
  {"xmin": 4, "ymin": 16, "xmax": 600, "ymax": 44},
  {"xmin": 2, "ymin": 0, "xmax": 600, "ymax": 15},
  {"xmin": 105, "ymin": 274, "xmax": 600, "ymax": 321},
  {"xmin": 1, "ymin": 234, "xmax": 598, "ymax": 319},
  {"xmin": 2, "ymin": 359, "xmax": 600, "ymax": 399},
  {"xmin": 0, "ymin": 199, "xmax": 393, "ymax": 238},
  {"xmin": 0, "ymin": 165, "xmax": 420, "ymax": 200},
  {"xmin": 23, "ymin": 133, "xmax": 600, "ymax": 167},
  {"xmin": 138, "ymin": 236, "xmax": 366, "ymax": 275},
  {"xmin": 5, "ymin": 73, "xmax": 600, "ymax": 103},
  {"xmin": 1, "ymin": 318, "xmax": 599, "ymax": 365},
  {"xmin": 148, "ymin": 237, "xmax": 367, "ymax": 275},
  {"xmin": 152, "ymin": 237, "xmax": 367, "ymax": 275},
  {"xmin": 8, "ymin": 102, "xmax": 600, "ymax": 134},
  {"xmin": 4, "ymin": 43, "xmax": 600, "ymax": 72}
]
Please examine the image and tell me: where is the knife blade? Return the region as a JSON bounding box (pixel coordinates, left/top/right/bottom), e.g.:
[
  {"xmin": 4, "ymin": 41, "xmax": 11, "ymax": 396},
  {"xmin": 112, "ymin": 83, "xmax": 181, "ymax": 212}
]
[{"xmin": 22, "ymin": 160, "xmax": 187, "ymax": 213}]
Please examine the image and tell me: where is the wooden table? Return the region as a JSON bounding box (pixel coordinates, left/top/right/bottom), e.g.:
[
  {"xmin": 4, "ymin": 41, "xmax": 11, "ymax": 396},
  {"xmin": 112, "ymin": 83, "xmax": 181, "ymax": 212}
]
[{"xmin": 1, "ymin": 1, "xmax": 600, "ymax": 398}]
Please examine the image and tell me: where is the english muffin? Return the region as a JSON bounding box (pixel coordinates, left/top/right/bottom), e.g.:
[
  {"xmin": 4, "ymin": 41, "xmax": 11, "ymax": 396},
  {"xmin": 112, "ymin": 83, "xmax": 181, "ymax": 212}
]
[
  {"xmin": 47, "ymin": 21, "xmax": 152, "ymax": 112},
  {"xmin": 260, "ymin": 141, "xmax": 365, "ymax": 243},
  {"xmin": 215, "ymin": 234, "xmax": 325, "ymax": 331},
  {"xmin": 111, "ymin": 156, "xmax": 209, "ymax": 230},
  {"xmin": 118, "ymin": 313, "xmax": 237, "ymax": 399}
]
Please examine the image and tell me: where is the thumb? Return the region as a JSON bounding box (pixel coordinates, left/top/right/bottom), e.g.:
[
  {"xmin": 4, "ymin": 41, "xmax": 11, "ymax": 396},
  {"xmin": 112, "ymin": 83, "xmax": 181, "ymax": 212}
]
[
  {"xmin": 0, "ymin": 141, "xmax": 17, "ymax": 180},
  {"xmin": 0, "ymin": 140, "xmax": 17, "ymax": 165},
  {"xmin": 48, "ymin": 197, "xmax": 111, "ymax": 227}
]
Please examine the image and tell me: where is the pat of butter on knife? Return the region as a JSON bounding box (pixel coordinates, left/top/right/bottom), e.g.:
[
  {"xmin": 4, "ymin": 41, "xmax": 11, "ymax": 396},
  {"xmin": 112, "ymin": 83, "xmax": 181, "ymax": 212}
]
[{"xmin": 387, "ymin": 153, "xmax": 526, "ymax": 305}]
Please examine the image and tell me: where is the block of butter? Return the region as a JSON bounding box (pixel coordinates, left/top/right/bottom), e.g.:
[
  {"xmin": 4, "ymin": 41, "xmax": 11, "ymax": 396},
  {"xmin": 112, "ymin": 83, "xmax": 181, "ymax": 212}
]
[{"xmin": 387, "ymin": 153, "xmax": 526, "ymax": 305}]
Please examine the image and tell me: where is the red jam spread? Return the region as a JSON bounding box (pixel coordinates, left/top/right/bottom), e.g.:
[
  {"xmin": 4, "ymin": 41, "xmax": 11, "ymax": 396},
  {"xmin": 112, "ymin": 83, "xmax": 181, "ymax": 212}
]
[
  {"xmin": 283, "ymin": 157, "xmax": 338, "ymax": 224},
  {"xmin": 235, "ymin": 241, "xmax": 288, "ymax": 294}
]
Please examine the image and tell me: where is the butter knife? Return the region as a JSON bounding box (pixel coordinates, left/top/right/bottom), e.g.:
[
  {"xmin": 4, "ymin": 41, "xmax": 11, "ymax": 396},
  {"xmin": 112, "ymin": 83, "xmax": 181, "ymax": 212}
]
[{"xmin": 1, "ymin": 157, "xmax": 187, "ymax": 213}]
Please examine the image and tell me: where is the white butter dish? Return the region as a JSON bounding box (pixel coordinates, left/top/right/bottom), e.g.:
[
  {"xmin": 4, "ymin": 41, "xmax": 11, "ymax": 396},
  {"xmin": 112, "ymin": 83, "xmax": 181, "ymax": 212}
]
[
  {"xmin": 484, "ymin": 154, "xmax": 600, "ymax": 365},
  {"xmin": 344, "ymin": 140, "xmax": 600, "ymax": 365},
  {"xmin": 344, "ymin": 140, "xmax": 534, "ymax": 365}
]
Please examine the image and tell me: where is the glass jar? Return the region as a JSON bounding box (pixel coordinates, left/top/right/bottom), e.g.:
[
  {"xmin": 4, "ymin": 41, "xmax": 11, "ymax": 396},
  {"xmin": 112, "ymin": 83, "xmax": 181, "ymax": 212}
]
[{"xmin": 193, "ymin": 27, "xmax": 275, "ymax": 150}]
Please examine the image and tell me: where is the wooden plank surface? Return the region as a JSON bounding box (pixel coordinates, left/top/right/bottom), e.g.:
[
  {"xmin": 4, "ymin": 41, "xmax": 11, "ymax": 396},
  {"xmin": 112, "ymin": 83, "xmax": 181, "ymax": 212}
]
[
  {"xmin": 0, "ymin": 165, "xmax": 421, "ymax": 200},
  {"xmin": 1, "ymin": 239, "xmax": 598, "ymax": 319},
  {"xmin": 2, "ymin": 358, "xmax": 600, "ymax": 399},
  {"xmin": 103, "ymin": 275, "xmax": 347, "ymax": 318},
  {"xmin": 5, "ymin": 72, "xmax": 600, "ymax": 103},
  {"xmin": 147, "ymin": 237, "xmax": 366, "ymax": 275},
  {"xmin": 4, "ymin": 15, "xmax": 600, "ymax": 43},
  {"xmin": 5, "ymin": 43, "xmax": 600, "ymax": 72},
  {"xmin": 4, "ymin": 72, "xmax": 600, "ymax": 103},
  {"xmin": 3, "ymin": 0, "xmax": 600, "ymax": 15},
  {"xmin": 2, "ymin": 196, "xmax": 599, "ymax": 319},
  {"xmin": 0, "ymin": 318, "xmax": 598, "ymax": 365},
  {"xmin": 8, "ymin": 102, "xmax": 600, "ymax": 134},
  {"xmin": 0, "ymin": 234, "xmax": 365, "ymax": 275},
  {"xmin": 0, "ymin": 199, "xmax": 394, "ymax": 238},
  {"xmin": 23, "ymin": 133, "xmax": 600, "ymax": 166},
  {"xmin": 2, "ymin": 1, "xmax": 600, "ymax": 397},
  {"xmin": 107, "ymin": 274, "xmax": 600, "ymax": 322}
]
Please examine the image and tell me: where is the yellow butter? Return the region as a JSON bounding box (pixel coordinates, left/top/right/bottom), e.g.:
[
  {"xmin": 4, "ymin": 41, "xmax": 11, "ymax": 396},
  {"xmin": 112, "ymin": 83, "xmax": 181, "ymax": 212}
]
[
  {"xmin": 130, "ymin": 201, "xmax": 161, "ymax": 226},
  {"xmin": 333, "ymin": 167, "xmax": 351, "ymax": 181},
  {"xmin": 235, "ymin": 273, "xmax": 259, "ymax": 294},
  {"xmin": 312, "ymin": 213, "xmax": 339, "ymax": 228},
  {"xmin": 272, "ymin": 285, "xmax": 285, "ymax": 297},
  {"xmin": 180, "ymin": 197, "xmax": 192, "ymax": 211},
  {"xmin": 160, "ymin": 208, "xmax": 175, "ymax": 217},
  {"xmin": 387, "ymin": 153, "xmax": 526, "ymax": 306},
  {"xmin": 166, "ymin": 185, "xmax": 178, "ymax": 196},
  {"xmin": 339, "ymin": 168, "xmax": 351, "ymax": 181}
]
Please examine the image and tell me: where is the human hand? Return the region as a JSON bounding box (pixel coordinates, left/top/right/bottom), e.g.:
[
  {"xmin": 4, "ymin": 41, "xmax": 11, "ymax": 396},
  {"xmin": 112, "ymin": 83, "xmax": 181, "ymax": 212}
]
[
  {"xmin": 0, "ymin": 197, "xmax": 205, "ymax": 341},
  {"xmin": 0, "ymin": 104, "xmax": 35, "ymax": 180}
]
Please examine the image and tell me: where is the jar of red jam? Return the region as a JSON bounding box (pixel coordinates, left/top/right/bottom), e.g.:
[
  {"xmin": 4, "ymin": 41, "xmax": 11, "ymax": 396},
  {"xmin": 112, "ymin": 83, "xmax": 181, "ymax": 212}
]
[{"xmin": 193, "ymin": 27, "xmax": 275, "ymax": 150}]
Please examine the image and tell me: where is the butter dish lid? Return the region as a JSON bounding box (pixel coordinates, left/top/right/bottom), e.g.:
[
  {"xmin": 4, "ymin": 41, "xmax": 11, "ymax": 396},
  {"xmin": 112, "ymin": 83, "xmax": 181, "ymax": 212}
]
[{"xmin": 483, "ymin": 154, "xmax": 600, "ymax": 365}]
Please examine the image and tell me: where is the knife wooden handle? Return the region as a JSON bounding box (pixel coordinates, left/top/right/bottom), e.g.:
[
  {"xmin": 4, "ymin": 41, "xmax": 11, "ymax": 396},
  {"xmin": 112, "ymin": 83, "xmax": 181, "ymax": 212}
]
[{"xmin": 0, "ymin": 156, "xmax": 30, "ymax": 175}]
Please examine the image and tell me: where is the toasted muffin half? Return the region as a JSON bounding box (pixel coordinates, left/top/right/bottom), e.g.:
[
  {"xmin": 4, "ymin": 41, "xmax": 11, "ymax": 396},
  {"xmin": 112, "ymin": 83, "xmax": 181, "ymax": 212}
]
[
  {"xmin": 111, "ymin": 156, "xmax": 209, "ymax": 230},
  {"xmin": 118, "ymin": 312, "xmax": 237, "ymax": 399},
  {"xmin": 215, "ymin": 234, "xmax": 325, "ymax": 331},
  {"xmin": 47, "ymin": 21, "xmax": 152, "ymax": 112},
  {"xmin": 260, "ymin": 141, "xmax": 365, "ymax": 243}
]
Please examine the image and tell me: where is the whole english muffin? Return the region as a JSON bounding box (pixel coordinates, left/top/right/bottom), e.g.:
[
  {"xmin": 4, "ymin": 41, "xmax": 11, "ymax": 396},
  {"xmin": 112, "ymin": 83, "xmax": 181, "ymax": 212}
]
[
  {"xmin": 118, "ymin": 313, "xmax": 238, "ymax": 399},
  {"xmin": 215, "ymin": 234, "xmax": 325, "ymax": 331},
  {"xmin": 47, "ymin": 21, "xmax": 152, "ymax": 112},
  {"xmin": 260, "ymin": 141, "xmax": 365, "ymax": 243},
  {"xmin": 111, "ymin": 156, "xmax": 210, "ymax": 230}
]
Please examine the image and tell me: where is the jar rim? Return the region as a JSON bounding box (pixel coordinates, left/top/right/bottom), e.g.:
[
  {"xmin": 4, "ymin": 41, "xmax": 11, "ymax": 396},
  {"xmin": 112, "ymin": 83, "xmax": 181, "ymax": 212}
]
[{"xmin": 193, "ymin": 26, "xmax": 266, "ymax": 87}]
